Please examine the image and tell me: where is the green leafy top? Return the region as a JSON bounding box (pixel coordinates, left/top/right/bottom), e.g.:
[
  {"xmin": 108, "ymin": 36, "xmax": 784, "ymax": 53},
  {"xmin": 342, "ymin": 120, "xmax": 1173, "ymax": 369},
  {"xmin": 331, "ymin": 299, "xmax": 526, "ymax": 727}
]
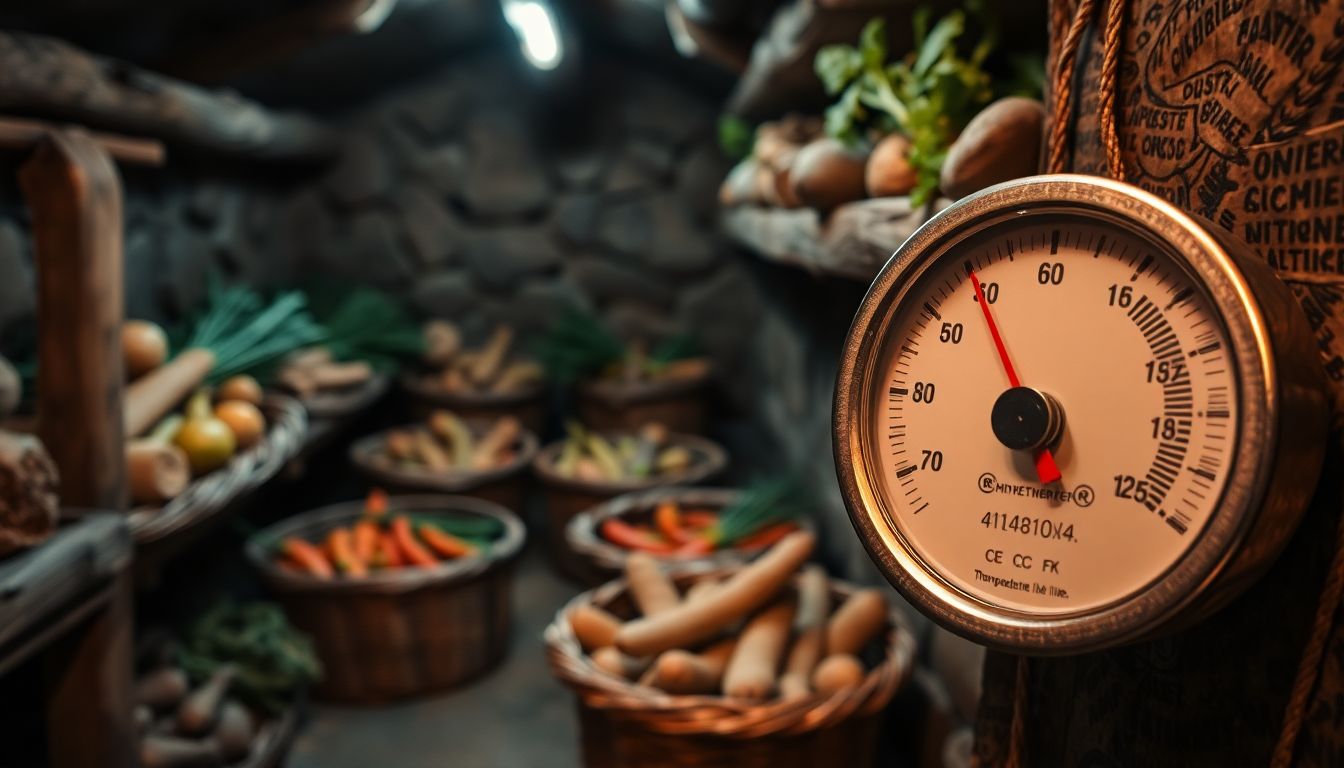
[
  {"xmin": 814, "ymin": 6, "xmax": 1000, "ymax": 204},
  {"xmin": 176, "ymin": 601, "xmax": 321, "ymax": 715},
  {"xmin": 535, "ymin": 308, "xmax": 698, "ymax": 385}
]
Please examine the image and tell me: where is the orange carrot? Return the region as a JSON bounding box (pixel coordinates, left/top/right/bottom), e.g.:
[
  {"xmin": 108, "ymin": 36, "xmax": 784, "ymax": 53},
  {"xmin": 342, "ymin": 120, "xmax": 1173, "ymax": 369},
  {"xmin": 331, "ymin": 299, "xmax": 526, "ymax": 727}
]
[
  {"xmin": 280, "ymin": 537, "xmax": 333, "ymax": 579},
  {"xmin": 737, "ymin": 521, "xmax": 802, "ymax": 551},
  {"xmin": 353, "ymin": 520, "xmax": 380, "ymax": 564},
  {"xmin": 374, "ymin": 531, "xmax": 404, "ymax": 568},
  {"xmin": 325, "ymin": 528, "xmax": 368, "ymax": 577},
  {"xmin": 365, "ymin": 488, "xmax": 389, "ymax": 518},
  {"xmin": 392, "ymin": 516, "xmax": 438, "ymax": 567},
  {"xmin": 601, "ymin": 519, "xmax": 675, "ymax": 553},
  {"xmin": 674, "ymin": 536, "xmax": 715, "ymax": 557},
  {"xmin": 419, "ymin": 523, "xmax": 477, "ymax": 559},
  {"xmin": 682, "ymin": 510, "xmax": 719, "ymax": 529},
  {"xmin": 654, "ymin": 501, "xmax": 691, "ymax": 544}
]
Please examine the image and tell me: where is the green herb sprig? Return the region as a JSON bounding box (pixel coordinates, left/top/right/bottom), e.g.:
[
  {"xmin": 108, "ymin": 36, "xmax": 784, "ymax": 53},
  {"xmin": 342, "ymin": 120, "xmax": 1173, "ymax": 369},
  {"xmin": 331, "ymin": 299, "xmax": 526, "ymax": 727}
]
[{"xmin": 815, "ymin": 6, "xmax": 997, "ymax": 204}]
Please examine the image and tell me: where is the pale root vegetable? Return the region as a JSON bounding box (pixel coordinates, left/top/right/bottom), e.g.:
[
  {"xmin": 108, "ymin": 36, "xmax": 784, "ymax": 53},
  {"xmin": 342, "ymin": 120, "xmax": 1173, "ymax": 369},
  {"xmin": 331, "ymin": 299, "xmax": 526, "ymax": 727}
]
[
  {"xmin": 574, "ymin": 457, "xmax": 605, "ymax": 483},
  {"xmin": 214, "ymin": 400, "xmax": 265, "ymax": 450},
  {"xmin": 723, "ymin": 598, "xmax": 796, "ymax": 700},
  {"xmin": 625, "ymin": 552, "xmax": 681, "ymax": 617},
  {"xmin": 471, "ymin": 416, "xmax": 521, "ymax": 470},
  {"xmin": 788, "ymin": 138, "xmax": 868, "ymax": 212},
  {"xmin": 284, "ymin": 346, "xmax": 332, "ymax": 372},
  {"xmin": 940, "ymin": 97, "xmax": 1045, "ymax": 200},
  {"xmin": 643, "ymin": 638, "xmax": 737, "ymax": 695},
  {"xmin": 812, "ymin": 653, "xmax": 865, "ymax": 695},
  {"xmin": 655, "ymin": 445, "xmax": 693, "ymax": 475},
  {"xmin": 134, "ymin": 667, "xmax": 190, "ymax": 710},
  {"xmin": 307, "ymin": 361, "xmax": 374, "ymax": 390},
  {"xmin": 616, "ymin": 531, "xmax": 815, "ymax": 657},
  {"xmin": 216, "ymin": 375, "xmax": 263, "ymax": 407},
  {"xmin": 684, "ymin": 577, "xmax": 720, "ymax": 604},
  {"xmin": 176, "ymin": 665, "xmax": 235, "ymax": 736},
  {"xmin": 174, "ymin": 391, "xmax": 236, "ymax": 475},
  {"xmin": 492, "ymin": 360, "xmax": 543, "ymax": 393},
  {"xmin": 826, "ymin": 589, "xmax": 887, "ymax": 656},
  {"xmin": 571, "ymin": 604, "xmax": 622, "ymax": 652},
  {"xmin": 779, "ymin": 565, "xmax": 831, "ymax": 700},
  {"xmin": 865, "ymin": 134, "xmax": 918, "ymax": 198},
  {"xmin": 428, "ymin": 410, "xmax": 474, "ymax": 467},
  {"xmin": 422, "ymin": 320, "xmax": 462, "ymax": 368},
  {"xmin": 127, "ymin": 415, "xmax": 190, "ymax": 506},
  {"xmin": 210, "ymin": 700, "xmax": 254, "ymax": 762},
  {"xmin": 411, "ymin": 430, "xmax": 452, "ymax": 471},
  {"xmin": 384, "ymin": 430, "xmax": 416, "ymax": 461},
  {"xmin": 122, "ymin": 320, "xmax": 169, "ymax": 380},
  {"xmin": 591, "ymin": 646, "xmax": 651, "ymax": 680},
  {"xmin": 124, "ymin": 348, "xmax": 216, "ymax": 439},
  {"xmin": 469, "ymin": 326, "xmax": 514, "ymax": 387}
]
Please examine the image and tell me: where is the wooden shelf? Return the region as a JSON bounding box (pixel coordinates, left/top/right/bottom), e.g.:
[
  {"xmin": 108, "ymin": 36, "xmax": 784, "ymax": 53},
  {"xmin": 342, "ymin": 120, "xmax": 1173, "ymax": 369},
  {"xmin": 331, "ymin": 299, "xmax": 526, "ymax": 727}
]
[
  {"xmin": 722, "ymin": 197, "xmax": 945, "ymax": 282},
  {"xmin": 0, "ymin": 513, "xmax": 137, "ymax": 768},
  {"xmin": 0, "ymin": 514, "xmax": 131, "ymax": 673}
]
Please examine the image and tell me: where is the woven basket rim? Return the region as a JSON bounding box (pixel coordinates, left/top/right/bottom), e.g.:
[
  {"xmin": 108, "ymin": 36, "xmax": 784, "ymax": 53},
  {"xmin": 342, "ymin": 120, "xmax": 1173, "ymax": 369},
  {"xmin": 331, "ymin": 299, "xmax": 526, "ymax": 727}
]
[
  {"xmin": 531, "ymin": 433, "xmax": 728, "ymax": 495},
  {"xmin": 544, "ymin": 563, "xmax": 917, "ymax": 739},
  {"xmin": 300, "ymin": 373, "xmax": 390, "ymax": 419},
  {"xmin": 566, "ymin": 487, "xmax": 818, "ymax": 572},
  {"xmin": 244, "ymin": 494, "xmax": 526, "ymax": 594},
  {"xmin": 347, "ymin": 419, "xmax": 539, "ymax": 491},
  {"xmin": 578, "ymin": 367, "xmax": 710, "ymax": 404},
  {"xmin": 399, "ymin": 370, "xmax": 546, "ymax": 407},
  {"xmin": 128, "ymin": 394, "xmax": 308, "ymax": 544}
]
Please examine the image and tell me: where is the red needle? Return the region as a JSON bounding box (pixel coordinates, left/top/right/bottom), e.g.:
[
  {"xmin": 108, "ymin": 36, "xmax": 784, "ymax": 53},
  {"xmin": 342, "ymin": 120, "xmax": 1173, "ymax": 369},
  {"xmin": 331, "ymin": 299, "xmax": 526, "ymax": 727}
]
[{"xmin": 967, "ymin": 266, "xmax": 1063, "ymax": 485}]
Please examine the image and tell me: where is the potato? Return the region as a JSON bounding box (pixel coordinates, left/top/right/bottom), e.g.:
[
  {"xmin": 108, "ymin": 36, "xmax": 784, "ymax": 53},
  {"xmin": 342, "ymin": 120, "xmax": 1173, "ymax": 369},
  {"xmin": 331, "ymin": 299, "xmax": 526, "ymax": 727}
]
[
  {"xmin": 866, "ymin": 134, "xmax": 918, "ymax": 198},
  {"xmin": 940, "ymin": 97, "xmax": 1045, "ymax": 200},
  {"xmin": 788, "ymin": 138, "xmax": 869, "ymax": 213}
]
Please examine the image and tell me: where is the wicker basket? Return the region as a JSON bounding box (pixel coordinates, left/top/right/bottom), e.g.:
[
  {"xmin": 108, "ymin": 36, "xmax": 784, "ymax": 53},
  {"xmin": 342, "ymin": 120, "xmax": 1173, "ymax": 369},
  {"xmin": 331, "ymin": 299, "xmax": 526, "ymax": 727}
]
[
  {"xmin": 566, "ymin": 487, "xmax": 817, "ymax": 584},
  {"xmin": 532, "ymin": 434, "xmax": 728, "ymax": 582},
  {"xmin": 128, "ymin": 394, "xmax": 307, "ymax": 545},
  {"xmin": 400, "ymin": 372, "xmax": 547, "ymax": 435},
  {"xmin": 576, "ymin": 371, "xmax": 709, "ymax": 435},
  {"xmin": 246, "ymin": 495, "xmax": 526, "ymax": 704},
  {"xmin": 348, "ymin": 420, "xmax": 539, "ymax": 511},
  {"xmin": 545, "ymin": 565, "xmax": 916, "ymax": 768}
]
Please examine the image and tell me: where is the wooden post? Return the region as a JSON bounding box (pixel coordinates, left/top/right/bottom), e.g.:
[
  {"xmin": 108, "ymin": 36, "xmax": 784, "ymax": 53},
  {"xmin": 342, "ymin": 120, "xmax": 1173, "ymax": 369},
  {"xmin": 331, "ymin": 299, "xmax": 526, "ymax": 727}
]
[
  {"xmin": 43, "ymin": 573, "xmax": 136, "ymax": 768},
  {"xmin": 19, "ymin": 129, "xmax": 127, "ymax": 510}
]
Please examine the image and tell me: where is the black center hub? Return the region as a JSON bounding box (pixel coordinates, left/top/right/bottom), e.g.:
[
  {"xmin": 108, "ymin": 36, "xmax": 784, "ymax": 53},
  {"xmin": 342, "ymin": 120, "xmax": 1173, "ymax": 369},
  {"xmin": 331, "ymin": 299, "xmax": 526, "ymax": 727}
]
[{"xmin": 991, "ymin": 387, "xmax": 1064, "ymax": 451}]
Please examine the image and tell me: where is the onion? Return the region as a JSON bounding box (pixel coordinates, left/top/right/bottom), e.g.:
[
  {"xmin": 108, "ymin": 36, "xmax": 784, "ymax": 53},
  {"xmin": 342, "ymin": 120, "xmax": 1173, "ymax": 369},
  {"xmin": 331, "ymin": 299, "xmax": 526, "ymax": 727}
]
[
  {"xmin": 216, "ymin": 375, "xmax": 263, "ymax": 406},
  {"xmin": 214, "ymin": 400, "xmax": 266, "ymax": 450},
  {"xmin": 122, "ymin": 320, "xmax": 168, "ymax": 380}
]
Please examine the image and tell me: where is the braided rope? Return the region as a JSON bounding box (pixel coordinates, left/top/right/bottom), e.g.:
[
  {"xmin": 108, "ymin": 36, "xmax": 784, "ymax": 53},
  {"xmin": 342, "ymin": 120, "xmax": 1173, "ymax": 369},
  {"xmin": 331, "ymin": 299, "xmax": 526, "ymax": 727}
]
[
  {"xmin": 1046, "ymin": 0, "xmax": 1098, "ymax": 173},
  {"xmin": 1097, "ymin": 0, "xmax": 1127, "ymax": 179}
]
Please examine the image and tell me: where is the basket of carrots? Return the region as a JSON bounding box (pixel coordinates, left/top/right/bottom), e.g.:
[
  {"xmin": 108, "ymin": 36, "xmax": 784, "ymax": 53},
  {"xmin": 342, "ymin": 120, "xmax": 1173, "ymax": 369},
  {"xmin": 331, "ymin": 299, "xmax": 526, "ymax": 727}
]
[
  {"xmin": 566, "ymin": 484, "xmax": 815, "ymax": 582},
  {"xmin": 544, "ymin": 531, "xmax": 915, "ymax": 768},
  {"xmin": 348, "ymin": 410, "xmax": 538, "ymax": 510},
  {"xmin": 533, "ymin": 422, "xmax": 728, "ymax": 581},
  {"xmin": 245, "ymin": 491, "xmax": 526, "ymax": 704},
  {"xmin": 402, "ymin": 322, "xmax": 548, "ymax": 434}
]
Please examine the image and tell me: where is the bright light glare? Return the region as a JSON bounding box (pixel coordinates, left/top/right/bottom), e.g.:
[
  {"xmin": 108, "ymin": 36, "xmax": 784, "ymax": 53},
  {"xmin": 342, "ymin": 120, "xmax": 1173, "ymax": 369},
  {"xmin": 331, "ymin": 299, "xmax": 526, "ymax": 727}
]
[{"xmin": 503, "ymin": 1, "xmax": 563, "ymax": 71}]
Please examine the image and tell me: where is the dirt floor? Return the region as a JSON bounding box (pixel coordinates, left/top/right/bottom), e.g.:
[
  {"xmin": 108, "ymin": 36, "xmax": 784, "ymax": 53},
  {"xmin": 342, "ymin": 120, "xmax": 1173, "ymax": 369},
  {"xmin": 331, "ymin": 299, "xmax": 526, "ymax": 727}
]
[{"xmin": 290, "ymin": 544, "xmax": 583, "ymax": 768}]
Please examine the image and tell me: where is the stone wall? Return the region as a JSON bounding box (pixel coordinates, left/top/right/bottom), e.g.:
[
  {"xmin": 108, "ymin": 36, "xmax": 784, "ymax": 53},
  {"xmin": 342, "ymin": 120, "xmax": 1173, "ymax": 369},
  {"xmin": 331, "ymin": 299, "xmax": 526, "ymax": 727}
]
[{"xmin": 0, "ymin": 51, "xmax": 878, "ymax": 577}]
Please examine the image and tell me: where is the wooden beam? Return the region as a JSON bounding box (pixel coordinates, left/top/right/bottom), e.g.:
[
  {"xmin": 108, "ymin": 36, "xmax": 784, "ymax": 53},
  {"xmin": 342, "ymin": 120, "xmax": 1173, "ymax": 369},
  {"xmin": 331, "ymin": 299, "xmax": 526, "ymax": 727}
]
[
  {"xmin": 20, "ymin": 129, "xmax": 128, "ymax": 511},
  {"xmin": 0, "ymin": 116, "xmax": 164, "ymax": 166}
]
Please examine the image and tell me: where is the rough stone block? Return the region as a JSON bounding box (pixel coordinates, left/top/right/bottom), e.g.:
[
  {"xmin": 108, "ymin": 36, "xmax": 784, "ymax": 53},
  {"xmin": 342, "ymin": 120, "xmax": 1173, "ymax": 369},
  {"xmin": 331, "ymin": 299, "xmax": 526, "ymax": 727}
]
[
  {"xmin": 462, "ymin": 226, "xmax": 562, "ymax": 290},
  {"xmin": 597, "ymin": 192, "xmax": 717, "ymax": 273}
]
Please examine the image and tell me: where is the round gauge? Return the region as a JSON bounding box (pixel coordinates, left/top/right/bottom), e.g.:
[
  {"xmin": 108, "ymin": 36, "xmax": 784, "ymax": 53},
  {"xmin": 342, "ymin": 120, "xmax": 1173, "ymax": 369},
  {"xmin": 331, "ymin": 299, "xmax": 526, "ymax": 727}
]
[{"xmin": 834, "ymin": 175, "xmax": 1328, "ymax": 653}]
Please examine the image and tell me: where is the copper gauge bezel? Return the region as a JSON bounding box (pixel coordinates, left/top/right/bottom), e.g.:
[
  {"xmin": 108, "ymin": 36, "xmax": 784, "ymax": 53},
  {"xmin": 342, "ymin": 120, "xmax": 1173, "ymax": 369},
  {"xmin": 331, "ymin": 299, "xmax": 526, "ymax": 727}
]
[{"xmin": 834, "ymin": 175, "xmax": 1327, "ymax": 654}]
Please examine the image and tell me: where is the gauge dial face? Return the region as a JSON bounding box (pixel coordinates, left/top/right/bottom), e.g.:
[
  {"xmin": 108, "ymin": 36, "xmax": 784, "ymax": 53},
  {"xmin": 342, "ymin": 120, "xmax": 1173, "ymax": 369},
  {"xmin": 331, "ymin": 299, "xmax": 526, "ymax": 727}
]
[{"xmin": 869, "ymin": 211, "xmax": 1238, "ymax": 615}]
